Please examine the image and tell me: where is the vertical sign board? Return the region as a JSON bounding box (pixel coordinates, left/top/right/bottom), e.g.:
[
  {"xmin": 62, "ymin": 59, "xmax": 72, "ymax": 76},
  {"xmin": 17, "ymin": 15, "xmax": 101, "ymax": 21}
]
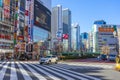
[
  {"xmin": 28, "ymin": 0, "xmax": 34, "ymax": 42},
  {"xmin": 14, "ymin": 0, "xmax": 18, "ymax": 45},
  {"xmin": 30, "ymin": 0, "xmax": 34, "ymax": 42},
  {"xmin": 0, "ymin": 0, "xmax": 2, "ymax": 7},
  {"xmin": 28, "ymin": 0, "xmax": 31, "ymax": 42},
  {"xmin": 24, "ymin": 0, "xmax": 29, "ymax": 42},
  {"xmin": 4, "ymin": 0, "xmax": 10, "ymax": 19},
  {"xmin": 25, "ymin": 0, "xmax": 33, "ymax": 42},
  {"xmin": 0, "ymin": 0, "xmax": 2, "ymax": 21}
]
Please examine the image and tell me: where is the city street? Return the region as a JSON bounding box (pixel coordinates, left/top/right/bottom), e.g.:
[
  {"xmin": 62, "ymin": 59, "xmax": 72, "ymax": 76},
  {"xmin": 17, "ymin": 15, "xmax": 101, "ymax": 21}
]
[{"xmin": 0, "ymin": 60, "xmax": 119, "ymax": 80}]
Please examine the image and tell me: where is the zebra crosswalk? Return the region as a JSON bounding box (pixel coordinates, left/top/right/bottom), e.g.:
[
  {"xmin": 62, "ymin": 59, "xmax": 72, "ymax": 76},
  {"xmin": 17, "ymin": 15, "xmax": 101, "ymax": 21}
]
[{"xmin": 0, "ymin": 61, "xmax": 102, "ymax": 80}]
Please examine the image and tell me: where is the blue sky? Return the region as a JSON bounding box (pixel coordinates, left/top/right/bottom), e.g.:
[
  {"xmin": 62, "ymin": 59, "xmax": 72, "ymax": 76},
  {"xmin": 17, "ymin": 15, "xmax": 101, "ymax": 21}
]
[{"xmin": 52, "ymin": 0, "xmax": 120, "ymax": 33}]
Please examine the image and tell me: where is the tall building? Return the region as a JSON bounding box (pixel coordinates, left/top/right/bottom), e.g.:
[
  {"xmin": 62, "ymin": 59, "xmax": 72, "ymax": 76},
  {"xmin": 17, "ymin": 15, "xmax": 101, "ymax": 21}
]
[
  {"xmin": 13, "ymin": 0, "xmax": 51, "ymax": 59},
  {"xmin": 62, "ymin": 8, "xmax": 71, "ymax": 51},
  {"xmin": 81, "ymin": 32, "xmax": 88, "ymax": 52},
  {"xmin": 115, "ymin": 26, "xmax": 120, "ymax": 54},
  {"xmin": 92, "ymin": 20, "xmax": 118, "ymax": 54},
  {"xmin": 71, "ymin": 23, "xmax": 80, "ymax": 50},
  {"xmin": 32, "ymin": 0, "xmax": 51, "ymax": 56},
  {"xmin": 51, "ymin": 5, "xmax": 63, "ymax": 48},
  {"xmin": 88, "ymin": 31, "xmax": 93, "ymax": 52},
  {"xmin": 0, "ymin": 0, "xmax": 15, "ymax": 60}
]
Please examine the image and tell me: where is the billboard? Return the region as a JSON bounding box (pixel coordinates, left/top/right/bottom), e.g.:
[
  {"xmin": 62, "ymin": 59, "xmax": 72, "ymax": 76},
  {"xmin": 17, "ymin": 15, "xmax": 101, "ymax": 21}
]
[
  {"xmin": 62, "ymin": 34, "xmax": 69, "ymax": 39},
  {"xmin": 98, "ymin": 27, "xmax": 114, "ymax": 32},
  {"xmin": 34, "ymin": 0, "xmax": 51, "ymax": 32}
]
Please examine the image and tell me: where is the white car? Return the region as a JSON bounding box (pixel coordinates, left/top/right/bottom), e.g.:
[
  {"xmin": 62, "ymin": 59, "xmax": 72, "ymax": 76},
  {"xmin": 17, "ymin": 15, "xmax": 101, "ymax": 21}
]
[{"xmin": 39, "ymin": 55, "xmax": 58, "ymax": 64}]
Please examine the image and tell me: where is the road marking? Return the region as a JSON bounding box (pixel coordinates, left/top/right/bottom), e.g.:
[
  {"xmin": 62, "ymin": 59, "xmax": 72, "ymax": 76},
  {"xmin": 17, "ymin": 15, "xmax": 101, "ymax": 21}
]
[
  {"xmin": 0, "ymin": 61, "xmax": 9, "ymax": 80},
  {"xmin": 16, "ymin": 62, "xmax": 32, "ymax": 80},
  {"xmin": 44, "ymin": 65, "xmax": 89, "ymax": 80},
  {"xmin": 20, "ymin": 62, "xmax": 47, "ymax": 80},
  {"xmin": 10, "ymin": 62, "xmax": 18, "ymax": 80},
  {"xmin": 50, "ymin": 64, "xmax": 101, "ymax": 80},
  {"xmin": 0, "ymin": 61, "xmax": 6, "ymax": 66},
  {"xmin": 35, "ymin": 64, "xmax": 75, "ymax": 80},
  {"xmin": 26, "ymin": 62, "xmax": 61, "ymax": 80}
]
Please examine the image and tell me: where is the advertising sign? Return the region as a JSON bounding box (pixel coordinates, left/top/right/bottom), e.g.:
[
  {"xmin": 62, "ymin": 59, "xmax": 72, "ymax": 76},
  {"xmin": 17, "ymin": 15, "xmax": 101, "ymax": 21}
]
[
  {"xmin": 0, "ymin": 0, "xmax": 2, "ymax": 7},
  {"xmin": 20, "ymin": 0, "xmax": 25, "ymax": 11},
  {"xmin": 17, "ymin": 36, "xmax": 24, "ymax": 41},
  {"xmin": 98, "ymin": 27, "xmax": 114, "ymax": 32},
  {"xmin": 34, "ymin": 0, "xmax": 51, "ymax": 32},
  {"xmin": 4, "ymin": 0, "xmax": 10, "ymax": 18},
  {"xmin": 62, "ymin": 34, "xmax": 69, "ymax": 39}
]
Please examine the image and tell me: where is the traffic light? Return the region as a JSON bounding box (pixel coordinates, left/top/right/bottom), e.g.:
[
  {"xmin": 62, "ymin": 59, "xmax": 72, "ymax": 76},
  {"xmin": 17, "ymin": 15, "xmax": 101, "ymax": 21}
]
[{"xmin": 26, "ymin": 43, "xmax": 33, "ymax": 52}]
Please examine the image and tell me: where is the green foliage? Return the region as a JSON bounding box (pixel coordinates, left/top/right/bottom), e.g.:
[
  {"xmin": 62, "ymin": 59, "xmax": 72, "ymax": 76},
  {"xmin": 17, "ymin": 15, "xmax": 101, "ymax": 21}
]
[
  {"xmin": 60, "ymin": 52, "xmax": 100, "ymax": 60},
  {"xmin": 50, "ymin": 51, "xmax": 100, "ymax": 60}
]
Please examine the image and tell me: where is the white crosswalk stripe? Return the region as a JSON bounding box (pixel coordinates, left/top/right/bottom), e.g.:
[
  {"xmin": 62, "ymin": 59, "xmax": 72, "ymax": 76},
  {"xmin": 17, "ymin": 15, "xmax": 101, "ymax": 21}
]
[
  {"xmin": 24, "ymin": 62, "xmax": 62, "ymax": 80},
  {"xmin": 0, "ymin": 62, "xmax": 10, "ymax": 80},
  {"xmin": 34, "ymin": 64, "xmax": 76, "ymax": 80},
  {"xmin": 20, "ymin": 62, "xmax": 47, "ymax": 80},
  {"xmin": 10, "ymin": 62, "xmax": 17, "ymax": 80},
  {"xmin": 48, "ymin": 65, "xmax": 101, "ymax": 80},
  {"xmin": 16, "ymin": 62, "xmax": 32, "ymax": 80},
  {"xmin": 0, "ymin": 61, "xmax": 102, "ymax": 80},
  {"xmin": 0, "ymin": 61, "xmax": 6, "ymax": 66},
  {"xmin": 44, "ymin": 65, "xmax": 89, "ymax": 80}
]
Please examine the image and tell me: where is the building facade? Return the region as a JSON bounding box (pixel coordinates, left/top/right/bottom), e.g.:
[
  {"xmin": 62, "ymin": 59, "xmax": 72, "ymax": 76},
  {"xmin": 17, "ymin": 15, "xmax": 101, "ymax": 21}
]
[
  {"xmin": 0, "ymin": 0, "xmax": 15, "ymax": 60},
  {"xmin": 62, "ymin": 8, "xmax": 71, "ymax": 51},
  {"xmin": 51, "ymin": 5, "xmax": 63, "ymax": 49},
  {"xmin": 92, "ymin": 20, "xmax": 118, "ymax": 54},
  {"xmin": 71, "ymin": 23, "xmax": 80, "ymax": 51},
  {"xmin": 116, "ymin": 26, "xmax": 120, "ymax": 54},
  {"xmin": 81, "ymin": 32, "xmax": 88, "ymax": 52},
  {"xmin": 88, "ymin": 31, "xmax": 93, "ymax": 52}
]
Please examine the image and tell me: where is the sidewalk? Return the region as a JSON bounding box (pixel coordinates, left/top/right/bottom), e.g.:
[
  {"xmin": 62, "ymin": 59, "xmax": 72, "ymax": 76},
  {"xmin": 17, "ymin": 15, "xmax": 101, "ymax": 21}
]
[{"xmin": 63, "ymin": 58, "xmax": 115, "ymax": 64}]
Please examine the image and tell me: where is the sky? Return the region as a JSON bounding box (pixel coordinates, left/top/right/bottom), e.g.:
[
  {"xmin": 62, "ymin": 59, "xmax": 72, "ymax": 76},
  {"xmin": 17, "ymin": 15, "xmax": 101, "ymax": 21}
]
[{"xmin": 52, "ymin": 0, "xmax": 120, "ymax": 33}]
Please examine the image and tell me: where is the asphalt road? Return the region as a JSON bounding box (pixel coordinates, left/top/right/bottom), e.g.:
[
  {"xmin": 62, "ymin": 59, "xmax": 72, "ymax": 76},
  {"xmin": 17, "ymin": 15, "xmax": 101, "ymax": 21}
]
[
  {"xmin": 61, "ymin": 61, "xmax": 119, "ymax": 80},
  {"xmin": 0, "ymin": 60, "xmax": 120, "ymax": 80}
]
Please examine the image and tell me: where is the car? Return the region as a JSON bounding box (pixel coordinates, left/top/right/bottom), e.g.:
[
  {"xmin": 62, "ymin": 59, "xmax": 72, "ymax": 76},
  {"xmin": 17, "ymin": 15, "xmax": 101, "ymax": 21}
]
[
  {"xmin": 108, "ymin": 54, "xmax": 117, "ymax": 61},
  {"xmin": 98, "ymin": 54, "xmax": 107, "ymax": 60},
  {"xmin": 39, "ymin": 55, "xmax": 58, "ymax": 64}
]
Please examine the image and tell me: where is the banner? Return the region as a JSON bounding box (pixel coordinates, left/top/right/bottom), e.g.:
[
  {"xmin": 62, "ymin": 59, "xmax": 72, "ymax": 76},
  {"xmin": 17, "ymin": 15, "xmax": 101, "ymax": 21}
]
[
  {"xmin": 0, "ymin": 0, "xmax": 2, "ymax": 7},
  {"xmin": 4, "ymin": 0, "xmax": 10, "ymax": 18}
]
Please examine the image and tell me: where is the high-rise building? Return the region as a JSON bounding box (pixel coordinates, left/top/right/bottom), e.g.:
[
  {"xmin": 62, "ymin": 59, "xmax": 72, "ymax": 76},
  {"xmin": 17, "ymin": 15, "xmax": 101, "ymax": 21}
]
[
  {"xmin": 51, "ymin": 5, "xmax": 63, "ymax": 48},
  {"xmin": 0, "ymin": 0, "xmax": 15, "ymax": 60},
  {"xmin": 92, "ymin": 20, "xmax": 118, "ymax": 54},
  {"xmin": 13, "ymin": 0, "xmax": 51, "ymax": 59},
  {"xmin": 81, "ymin": 32, "xmax": 88, "ymax": 52},
  {"xmin": 62, "ymin": 8, "xmax": 71, "ymax": 51},
  {"xmin": 88, "ymin": 31, "xmax": 93, "ymax": 52},
  {"xmin": 71, "ymin": 23, "xmax": 80, "ymax": 50},
  {"xmin": 115, "ymin": 26, "xmax": 120, "ymax": 54}
]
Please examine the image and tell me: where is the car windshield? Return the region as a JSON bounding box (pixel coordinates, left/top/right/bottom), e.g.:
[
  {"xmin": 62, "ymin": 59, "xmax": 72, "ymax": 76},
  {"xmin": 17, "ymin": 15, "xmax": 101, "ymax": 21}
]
[
  {"xmin": 45, "ymin": 56, "xmax": 52, "ymax": 58},
  {"xmin": 109, "ymin": 55, "xmax": 116, "ymax": 57},
  {"xmin": 52, "ymin": 56, "xmax": 57, "ymax": 58}
]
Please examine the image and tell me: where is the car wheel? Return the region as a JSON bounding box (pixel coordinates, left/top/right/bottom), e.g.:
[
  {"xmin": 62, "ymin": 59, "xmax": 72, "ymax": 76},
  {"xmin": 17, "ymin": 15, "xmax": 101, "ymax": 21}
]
[
  {"xmin": 55, "ymin": 61, "xmax": 58, "ymax": 64},
  {"xmin": 40, "ymin": 62, "xmax": 43, "ymax": 64},
  {"xmin": 48, "ymin": 60, "xmax": 51, "ymax": 64}
]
